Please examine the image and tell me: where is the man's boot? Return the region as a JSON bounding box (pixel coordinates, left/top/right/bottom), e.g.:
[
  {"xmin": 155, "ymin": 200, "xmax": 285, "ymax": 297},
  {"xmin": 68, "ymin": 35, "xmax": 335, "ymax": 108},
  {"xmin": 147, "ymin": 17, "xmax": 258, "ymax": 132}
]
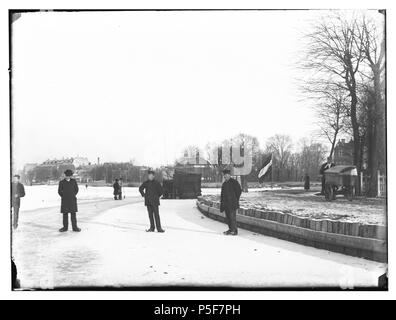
[
  {"xmin": 59, "ymin": 214, "xmax": 68, "ymax": 232},
  {"xmin": 71, "ymin": 213, "xmax": 81, "ymax": 232}
]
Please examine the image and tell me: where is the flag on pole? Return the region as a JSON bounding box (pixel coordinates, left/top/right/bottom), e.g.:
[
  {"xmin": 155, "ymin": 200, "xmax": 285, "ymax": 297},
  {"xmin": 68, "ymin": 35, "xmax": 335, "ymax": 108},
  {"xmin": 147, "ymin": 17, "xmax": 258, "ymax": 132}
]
[{"xmin": 258, "ymin": 154, "xmax": 272, "ymax": 183}]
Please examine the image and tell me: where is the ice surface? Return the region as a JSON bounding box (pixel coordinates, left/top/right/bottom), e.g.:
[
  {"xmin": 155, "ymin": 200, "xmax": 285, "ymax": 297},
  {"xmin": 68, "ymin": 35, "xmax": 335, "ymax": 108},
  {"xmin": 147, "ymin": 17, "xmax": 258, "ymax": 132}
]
[
  {"xmin": 12, "ymin": 186, "xmax": 386, "ymax": 289},
  {"xmin": 21, "ymin": 185, "xmax": 142, "ymax": 211}
]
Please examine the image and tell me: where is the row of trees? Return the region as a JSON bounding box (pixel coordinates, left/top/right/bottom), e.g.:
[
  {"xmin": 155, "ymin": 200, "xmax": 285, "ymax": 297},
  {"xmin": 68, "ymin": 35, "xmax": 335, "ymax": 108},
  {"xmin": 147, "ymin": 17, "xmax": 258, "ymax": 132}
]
[
  {"xmin": 181, "ymin": 132, "xmax": 328, "ymax": 186},
  {"xmin": 26, "ymin": 132, "xmax": 328, "ymax": 186},
  {"xmin": 26, "ymin": 162, "xmax": 152, "ymax": 185},
  {"xmin": 88, "ymin": 163, "xmax": 150, "ymax": 184},
  {"xmin": 26, "ymin": 164, "xmax": 76, "ymax": 184},
  {"xmin": 301, "ymin": 11, "xmax": 386, "ymax": 196}
]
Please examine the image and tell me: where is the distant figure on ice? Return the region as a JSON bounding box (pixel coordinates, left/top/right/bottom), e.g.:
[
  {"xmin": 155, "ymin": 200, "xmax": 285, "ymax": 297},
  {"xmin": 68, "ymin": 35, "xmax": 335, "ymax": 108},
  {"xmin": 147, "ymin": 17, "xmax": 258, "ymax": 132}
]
[
  {"xmin": 319, "ymin": 157, "xmax": 335, "ymax": 195},
  {"xmin": 11, "ymin": 174, "xmax": 25, "ymax": 229},
  {"xmin": 113, "ymin": 179, "xmax": 122, "ymax": 200},
  {"xmin": 58, "ymin": 169, "xmax": 81, "ymax": 232},
  {"xmin": 220, "ymin": 169, "xmax": 242, "ymax": 236},
  {"xmin": 85, "ymin": 183, "xmax": 88, "ymax": 189},
  {"xmin": 139, "ymin": 170, "xmax": 165, "ymax": 233},
  {"xmin": 304, "ymin": 173, "xmax": 310, "ymax": 191},
  {"xmin": 119, "ymin": 178, "xmax": 124, "ymax": 199}
]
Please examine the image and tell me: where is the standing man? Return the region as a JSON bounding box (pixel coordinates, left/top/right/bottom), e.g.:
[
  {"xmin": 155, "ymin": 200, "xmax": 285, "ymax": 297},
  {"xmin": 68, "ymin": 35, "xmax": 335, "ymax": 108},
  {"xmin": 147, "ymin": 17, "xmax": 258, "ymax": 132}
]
[
  {"xmin": 11, "ymin": 174, "xmax": 25, "ymax": 229},
  {"xmin": 58, "ymin": 169, "xmax": 81, "ymax": 232},
  {"xmin": 220, "ymin": 169, "xmax": 242, "ymax": 236},
  {"xmin": 139, "ymin": 170, "xmax": 165, "ymax": 233},
  {"xmin": 304, "ymin": 173, "xmax": 310, "ymax": 191},
  {"xmin": 319, "ymin": 156, "xmax": 335, "ymax": 195},
  {"xmin": 119, "ymin": 178, "xmax": 123, "ymax": 200},
  {"xmin": 113, "ymin": 179, "xmax": 121, "ymax": 200}
]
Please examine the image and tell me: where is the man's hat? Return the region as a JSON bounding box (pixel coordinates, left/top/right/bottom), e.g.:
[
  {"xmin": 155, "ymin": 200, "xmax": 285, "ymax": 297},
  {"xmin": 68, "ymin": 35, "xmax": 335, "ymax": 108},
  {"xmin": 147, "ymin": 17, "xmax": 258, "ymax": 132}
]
[
  {"xmin": 13, "ymin": 174, "xmax": 20, "ymax": 179},
  {"xmin": 147, "ymin": 170, "xmax": 155, "ymax": 175},
  {"xmin": 222, "ymin": 169, "xmax": 231, "ymax": 174},
  {"xmin": 115, "ymin": 178, "xmax": 119, "ymax": 182},
  {"xmin": 64, "ymin": 169, "xmax": 74, "ymax": 177}
]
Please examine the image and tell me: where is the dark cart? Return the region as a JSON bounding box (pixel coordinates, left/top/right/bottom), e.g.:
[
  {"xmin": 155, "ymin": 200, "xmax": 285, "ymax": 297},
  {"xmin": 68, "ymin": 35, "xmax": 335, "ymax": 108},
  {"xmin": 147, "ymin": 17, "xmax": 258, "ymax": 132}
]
[
  {"xmin": 162, "ymin": 170, "xmax": 202, "ymax": 199},
  {"xmin": 324, "ymin": 165, "xmax": 358, "ymax": 201}
]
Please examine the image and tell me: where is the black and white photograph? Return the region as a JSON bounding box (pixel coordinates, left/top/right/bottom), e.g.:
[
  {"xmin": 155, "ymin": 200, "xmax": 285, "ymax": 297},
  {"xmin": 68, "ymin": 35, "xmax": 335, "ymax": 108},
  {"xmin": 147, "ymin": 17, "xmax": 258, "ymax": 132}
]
[{"xmin": 1, "ymin": 1, "xmax": 395, "ymax": 301}]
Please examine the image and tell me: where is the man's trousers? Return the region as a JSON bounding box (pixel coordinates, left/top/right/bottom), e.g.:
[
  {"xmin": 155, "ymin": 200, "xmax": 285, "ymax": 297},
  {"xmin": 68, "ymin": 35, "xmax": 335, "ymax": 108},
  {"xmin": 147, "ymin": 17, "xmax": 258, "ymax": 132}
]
[
  {"xmin": 12, "ymin": 206, "xmax": 20, "ymax": 229},
  {"xmin": 62, "ymin": 212, "xmax": 78, "ymax": 230},
  {"xmin": 147, "ymin": 204, "xmax": 162, "ymax": 231},
  {"xmin": 225, "ymin": 208, "xmax": 237, "ymax": 232}
]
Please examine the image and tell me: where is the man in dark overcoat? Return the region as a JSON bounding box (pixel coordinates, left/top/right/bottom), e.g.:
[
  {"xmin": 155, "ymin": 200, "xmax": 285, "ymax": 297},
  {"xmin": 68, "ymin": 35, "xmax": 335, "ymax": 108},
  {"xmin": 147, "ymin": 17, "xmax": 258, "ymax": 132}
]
[
  {"xmin": 11, "ymin": 174, "xmax": 25, "ymax": 229},
  {"xmin": 58, "ymin": 169, "xmax": 80, "ymax": 232},
  {"xmin": 113, "ymin": 179, "xmax": 121, "ymax": 200},
  {"xmin": 139, "ymin": 170, "xmax": 165, "ymax": 233},
  {"xmin": 304, "ymin": 173, "xmax": 310, "ymax": 191},
  {"xmin": 220, "ymin": 169, "xmax": 242, "ymax": 235},
  {"xmin": 319, "ymin": 157, "xmax": 335, "ymax": 195}
]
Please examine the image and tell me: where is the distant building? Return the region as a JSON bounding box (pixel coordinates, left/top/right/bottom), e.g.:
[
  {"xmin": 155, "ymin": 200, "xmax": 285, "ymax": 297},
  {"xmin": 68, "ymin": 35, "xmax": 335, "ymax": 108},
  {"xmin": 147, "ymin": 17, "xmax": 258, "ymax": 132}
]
[
  {"xmin": 42, "ymin": 158, "xmax": 73, "ymax": 166},
  {"xmin": 73, "ymin": 157, "xmax": 90, "ymax": 168},
  {"xmin": 334, "ymin": 139, "xmax": 354, "ymax": 165},
  {"xmin": 42, "ymin": 156, "xmax": 90, "ymax": 168}
]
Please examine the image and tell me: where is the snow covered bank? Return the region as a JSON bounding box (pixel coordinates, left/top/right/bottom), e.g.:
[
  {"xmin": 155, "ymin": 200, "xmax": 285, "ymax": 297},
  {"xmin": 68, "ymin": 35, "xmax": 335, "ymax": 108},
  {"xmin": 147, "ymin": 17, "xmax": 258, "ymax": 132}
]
[
  {"xmin": 203, "ymin": 189, "xmax": 386, "ymax": 225},
  {"xmin": 197, "ymin": 198, "xmax": 387, "ymax": 262}
]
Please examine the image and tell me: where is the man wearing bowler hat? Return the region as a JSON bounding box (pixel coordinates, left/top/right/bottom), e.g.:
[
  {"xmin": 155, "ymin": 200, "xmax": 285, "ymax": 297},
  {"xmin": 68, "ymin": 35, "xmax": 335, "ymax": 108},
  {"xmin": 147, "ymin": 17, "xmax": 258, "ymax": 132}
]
[
  {"xmin": 58, "ymin": 169, "xmax": 81, "ymax": 232},
  {"xmin": 220, "ymin": 169, "xmax": 242, "ymax": 235},
  {"xmin": 139, "ymin": 170, "xmax": 165, "ymax": 233}
]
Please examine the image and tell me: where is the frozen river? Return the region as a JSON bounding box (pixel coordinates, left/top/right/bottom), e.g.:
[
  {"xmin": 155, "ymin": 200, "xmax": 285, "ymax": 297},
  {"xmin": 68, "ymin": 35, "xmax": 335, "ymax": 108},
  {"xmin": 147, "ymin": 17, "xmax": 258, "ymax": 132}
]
[{"xmin": 12, "ymin": 185, "xmax": 386, "ymax": 289}]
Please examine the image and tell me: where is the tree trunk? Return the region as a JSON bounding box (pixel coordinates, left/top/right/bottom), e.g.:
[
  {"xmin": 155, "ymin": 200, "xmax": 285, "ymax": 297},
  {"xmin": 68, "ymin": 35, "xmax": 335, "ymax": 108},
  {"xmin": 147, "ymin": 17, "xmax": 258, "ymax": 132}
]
[
  {"xmin": 346, "ymin": 61, "xmax": 362, "ymax": 194},
  {"xmin": 329, "ymin": 128, "xmax": 339, "ymax": 159},
  {"xmin": 367, "ymin": 66, "xmax": 382, "ymax": 197}
]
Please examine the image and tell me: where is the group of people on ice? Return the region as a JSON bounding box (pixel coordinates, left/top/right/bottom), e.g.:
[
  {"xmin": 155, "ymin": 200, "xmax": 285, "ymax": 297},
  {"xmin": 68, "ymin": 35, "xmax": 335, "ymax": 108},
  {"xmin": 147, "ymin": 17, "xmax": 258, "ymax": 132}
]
[
  {"xmin": 112, "ymin": 178, "xmax": 123, "ymax": 200},
  {"xmin": 10, "ymin": 168, "xmax": 244, "ymax": 236},
  {"xmin": 11, "ymin": 156, "xmax": 337, "ymax": 235}
]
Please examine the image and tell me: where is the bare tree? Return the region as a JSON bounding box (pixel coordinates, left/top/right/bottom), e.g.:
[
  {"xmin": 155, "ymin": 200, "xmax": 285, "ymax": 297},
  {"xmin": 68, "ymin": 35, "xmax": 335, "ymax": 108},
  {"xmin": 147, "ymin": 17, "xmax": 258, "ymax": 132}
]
[
  {"xmin": 301, "ymin": 12, "xmax": 368, "ymax": 191},
  {"xmin": 265, "ymin": 134, "xmax": 293, "ymax": 181},
  {"xmin": 298, "ymin": 138, "xmax": 328, "ymax": 179},
  {"xmin": 355, "ymin": 14, "xmax": 386, "ymax": 196},
  {"xmin": 311, "ymin": 86, "xmax": 349, "ymax": 158}
]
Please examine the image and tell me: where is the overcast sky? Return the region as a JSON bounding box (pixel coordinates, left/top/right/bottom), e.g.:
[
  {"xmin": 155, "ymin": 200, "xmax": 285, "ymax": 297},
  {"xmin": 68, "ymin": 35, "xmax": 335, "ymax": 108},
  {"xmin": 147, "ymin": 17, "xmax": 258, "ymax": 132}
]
[{"xmin": 11, "ymin": 10, "xmax": 382, "ymax": 169}]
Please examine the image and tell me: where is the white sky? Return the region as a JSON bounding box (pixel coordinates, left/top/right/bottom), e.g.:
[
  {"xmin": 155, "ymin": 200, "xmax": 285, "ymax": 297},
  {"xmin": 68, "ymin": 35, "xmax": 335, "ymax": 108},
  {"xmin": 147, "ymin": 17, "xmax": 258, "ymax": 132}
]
[{"xmin": 11, "ymin": 10, "xmax": 382, "ymax": 169}]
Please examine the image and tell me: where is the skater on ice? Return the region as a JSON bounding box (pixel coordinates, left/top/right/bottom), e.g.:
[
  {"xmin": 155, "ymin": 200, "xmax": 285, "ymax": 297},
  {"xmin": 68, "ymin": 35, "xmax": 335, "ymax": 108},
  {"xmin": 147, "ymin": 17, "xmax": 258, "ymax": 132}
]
[
  {"xmin": 139, "ymin": 170, "xmax": 165, "ymax": 233},
  {"xmin": 11, "ymin": 174, "xmax": 25, "ymax": 229},
  {"xmin": 220, "ymin": 169, "xmax": 242, "ymax": 236},
  {"xmin": 58, "ymin": 169, "xmax": 81, "ymax": 232}
]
